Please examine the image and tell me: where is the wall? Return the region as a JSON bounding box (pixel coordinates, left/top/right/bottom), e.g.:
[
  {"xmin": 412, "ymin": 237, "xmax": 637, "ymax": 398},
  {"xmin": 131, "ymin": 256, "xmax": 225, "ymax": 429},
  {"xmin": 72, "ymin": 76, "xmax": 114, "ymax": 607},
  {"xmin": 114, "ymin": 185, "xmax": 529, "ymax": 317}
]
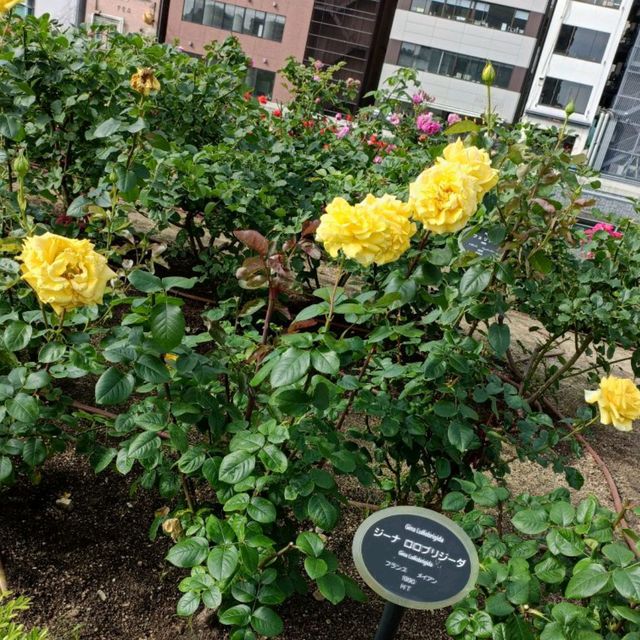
[
  {"xmin": 164, "ymin": 0, "xmax": 315, "ymax": 102},
  {"xmin": 35, "ymin": 0, "xmax": 80, "ymax": 26},
  {"xmin": 85, "ymin": 0, "xmax": 160, "ymax": 36}
]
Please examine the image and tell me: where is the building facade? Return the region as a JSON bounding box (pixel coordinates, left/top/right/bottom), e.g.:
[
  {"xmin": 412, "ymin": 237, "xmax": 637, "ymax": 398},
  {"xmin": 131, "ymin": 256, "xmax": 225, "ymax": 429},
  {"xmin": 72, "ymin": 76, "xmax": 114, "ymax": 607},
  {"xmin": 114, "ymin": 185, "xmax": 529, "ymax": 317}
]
[
  {"xmin": 85, "ymin": 0, "xmax": 160, "ymax": 36},
  {"xmin": 523, "ymin": 0, "xmax": 635, "ymax": 152},
  {"xmin": 162, "ymin": 0, "xmax": 315, "ymax": 101},
  {"xmin": 380, "ymin": 0, "xmax": 550, "ymax": 121}
]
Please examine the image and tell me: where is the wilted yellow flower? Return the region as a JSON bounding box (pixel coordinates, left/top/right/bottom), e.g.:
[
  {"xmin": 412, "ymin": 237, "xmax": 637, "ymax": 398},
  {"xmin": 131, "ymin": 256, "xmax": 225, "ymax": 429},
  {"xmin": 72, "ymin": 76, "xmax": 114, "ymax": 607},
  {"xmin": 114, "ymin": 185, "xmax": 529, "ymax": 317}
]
[
  {"xmin": 585, "ymin": 376, "xmax": 640, "ymax": 432},
  {"xmin": 19, "ymin": 232, "xmax": 117, "ymax": 315},
  {"xmin": 130, "ymin": 68, "xmax": 160, "ymax": 96},
  {"xmin": 409, "ymin": 161, "xmax": 478, "ymax": 235},
  {"xmin": 316, "ymin": 194, "xmax": 416, "ymax": 267},
  {"xmin": 0, "ymin": 0, "xmax": 21, "ymax": 13},
  {"xmin": 440, "ymin": 139, "xmax": 498, "ymax": 201},
  {"xmin": 162, "ymin": 517, "xmax": 183, "ymax": 542}
]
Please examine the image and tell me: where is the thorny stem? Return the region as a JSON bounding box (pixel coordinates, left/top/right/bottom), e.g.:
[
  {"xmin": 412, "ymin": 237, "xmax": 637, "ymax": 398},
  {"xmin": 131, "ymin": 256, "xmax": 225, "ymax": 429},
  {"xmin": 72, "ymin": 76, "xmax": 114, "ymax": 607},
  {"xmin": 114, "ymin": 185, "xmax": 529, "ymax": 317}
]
[
  {"xmin": 518, "ymin": 331, "xmax": 564, "ymax": 394},
  {"xmin": 258, "ymin": 541, "xmax": 295, "ymax": 569},
  {"xmin": 406, "ymin": 230, "xmax": 430, "ymax": 277},
  {"xmin": 181, "ymin": 474, "xmax": 196, "ymax": 512},
  {"xmin": 334, "ymin": 347, "xmax": 376, "ymax": 431},
  {"xmin": 324, "ymin": 263, "xmax": 343, "ymax": 332}
]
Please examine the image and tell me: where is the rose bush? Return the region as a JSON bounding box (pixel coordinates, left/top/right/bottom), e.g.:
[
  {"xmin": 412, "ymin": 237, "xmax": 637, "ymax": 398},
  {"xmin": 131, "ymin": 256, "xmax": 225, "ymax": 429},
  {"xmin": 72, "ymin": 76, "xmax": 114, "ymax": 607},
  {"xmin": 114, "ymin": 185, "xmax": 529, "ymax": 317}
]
[{"xmin": 1, "ymin": 13, "xmax": 639, "ymax": 640}]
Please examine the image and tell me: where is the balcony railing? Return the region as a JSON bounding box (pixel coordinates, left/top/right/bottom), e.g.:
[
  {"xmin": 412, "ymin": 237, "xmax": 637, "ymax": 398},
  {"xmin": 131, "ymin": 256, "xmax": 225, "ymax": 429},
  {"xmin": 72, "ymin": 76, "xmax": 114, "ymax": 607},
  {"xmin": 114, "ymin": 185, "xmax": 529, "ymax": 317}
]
[{"xmin": 573, "ymin": 0, "xmax": 621, "ymax": 9}]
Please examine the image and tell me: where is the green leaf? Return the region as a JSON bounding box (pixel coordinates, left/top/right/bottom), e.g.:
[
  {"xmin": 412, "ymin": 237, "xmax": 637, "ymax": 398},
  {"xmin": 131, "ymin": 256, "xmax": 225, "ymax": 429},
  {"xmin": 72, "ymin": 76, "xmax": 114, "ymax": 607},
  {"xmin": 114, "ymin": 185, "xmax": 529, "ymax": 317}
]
[
  {"xmin": 296, "ymin": 532, "xmax": 325, "ymax": 558},
  {"xmin": 307, "ymin": 495, "xmax": 338, "ymax": 530},
  {"xmin": 177, "ymin": 591, "xmax": 200, "ymax": 617},
  {"xmin": 505, "ymin": 615, "xmax": 534, "ymax": 640},
  {"xmin": 317, "ymin": 574, "xmax": 345, "ymax": 604},
  {"xmin": 485, "ymin": 593, "xmax": 515, "ymax": 617},
  {"xmin": 445, "ymin": 119, "xmax": 481, "ymax": 135},
  {"xmin": 0, "ymin": 456, "xmax": 12, "ymax": 482},
  {"xmin": 134, "ymin": 355, "xmax": 171, "ymax": 384},
  {"xmin": 93, "ymin": 117, "xmax": 122, "ymax": 138},
  {"xmin": 613, "ymin": 565, "xmax": 640, "ymax": 600},
  {"xmin": 219, "ymin": 450, "xmax": 256, "ymax": 484},
  {"xmin": 488, "ymin": 323, "xmax": 510, "ymax": 357},
  {"xmin": 472, "ymin": 611, "xmax": 493, "ymax": 637},
  {"xmin": 546, "ymin": 528, "xmax": 584, "ymax": 557},
  {"xmin": 272, "ymin": 390, "xmax": 310, "ymax": 417},
  {"xmin": 311, "ymin": 350, "xmax": 340, "ymax": 375},
  {"xmin": 166, "ymin": 537, "xmax": 209, "ymax": 568},
  {"xmin": 512, "ymin": 509, "xmax": 548, "ymax": 535},
  {"xmin": 230, "ymin": 432, "xmax": 265, "ymax": 453},
  {"xmin": 95, "ymin": 367, "xmax": 134, "ymax": 405},
  {"xmin": 602, "ymin": 543, "xmax": 635, "ymax": 568},
  {"xmin": 459, "ymin": 265, "xmax": 492, "ymax": 298},
  {"xmin": 447, "ymin": 421, "xmax": 475, "ymax": 452},
  {"xmin": 128, "ymin": 270, "xmax": 162, "ymax": 293},
  {"xmin": 38, "ymin": 342, "xmax": 66, "ymax": 364},
  {"xmin": 150, "ymin": 303, "xmax": 185, "ymax": 351},
  {"xmin": 207, "ymin": 545, "xmax": 239, "ymax": 581},
  {"xmin": 565, "ymin": 563, "xmax": 610, "ymax": 598},
  {"xmin": 294, "ymin": 303, "xmax": 328, "ymax": 323},
  {"xmin": 442, "ymin": 492, "xmax": 468, "ymax": 511},
  {"xmin": 247, "ymin": 497, "xmax": 276, "ymax": 524},
  {"xmin": 7, "ymin": 393, "xmax": 39, "ymax": 423},
  {"xmin": 549, "ymin": 502, "xmax": 575, "ymax": 527},
  {"xmin": 224, "ymin": 493, "xmax": 250, "ymax": 512},
  {"xmin": 3, "ymin": 321, "xmax": 32, "ymax": 351},
  {"xmin": 446, "ymin": 610, "xmax": 469, "ymax": 635},
  {"xmin": 22, "ymin": 438, "xmax": 46, "ymax": 467},
  {"xmin": 529, "ymin": 250, "xmax": 553, "ymax": 275},
  {"xmin": 250, "ymin": 607, "xmax": 283, "ymax": 637},
  {"xmin": 612, "ymin": 605, "xmax": 640, "ymax": 625},
  {"xmin": 492, "ymin": 623, "xmax": 508, "ymax": 640},
  {"xmin": 258, "ymin": 444, "xmax": 288, "ymax": 473},
  {"xmin": 534, "ymin": 557, "xmax": 566, "ymax": 584},
  {"xmin": 128, "ymin": 431, "xmax": 160, "ymax": 459},
  {"xmin": 178, "ymin": 448, "xmax": 206, "ymax": 474},
  {"xmin": 90, "ymin": 446, "xmax": 117, "ymax": 474},
  {"xmin": 219, "ymin": 604, "xmax": 251, "ymax": 626},
  {"xmin": 269, "ymin": 348, "xmax": 310, "ymax": 387},
  {"xmin": 304, "ymin": 557, "xmax": 328, "ymax": 579},
  {"xmin": 162, "ymin": 276, "xmax": 199, "ymax": 290}
]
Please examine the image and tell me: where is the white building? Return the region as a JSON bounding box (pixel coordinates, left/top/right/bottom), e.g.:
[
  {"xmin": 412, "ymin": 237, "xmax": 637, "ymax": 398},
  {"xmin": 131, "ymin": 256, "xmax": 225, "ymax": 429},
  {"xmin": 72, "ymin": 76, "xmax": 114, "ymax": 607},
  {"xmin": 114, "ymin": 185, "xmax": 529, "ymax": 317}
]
[
  {"xmin": 523, "ymin": 0, "xmax": 635, "ymax": 152},
  {"xmin": 16, "ymin": 0, "xmax": 82, "ymax": 26},
  {"xmin": 379, "ymin": 0, "xmax": 550, "ymax": 121}
]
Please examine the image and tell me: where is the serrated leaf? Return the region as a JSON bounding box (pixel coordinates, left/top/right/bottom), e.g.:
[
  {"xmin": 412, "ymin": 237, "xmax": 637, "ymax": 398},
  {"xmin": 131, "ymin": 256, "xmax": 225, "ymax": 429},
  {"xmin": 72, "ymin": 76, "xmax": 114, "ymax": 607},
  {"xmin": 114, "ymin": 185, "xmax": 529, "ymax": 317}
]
[
  {"xmin": 296, "ymin": 532, "xmax": 325, "ymax": 558},
  {"xmin": 177, "ymin": 591, "xmax": 200, "ymax": 617},
  {"xmin": 207, "ymin": 545, "xmax": 239, "ymax": 581},
  {"xmin": 613, "ymin": 565, "xmax": 640, "ymax": 600},
  {"xmin": 565, "ymin": 563, "xmax": 610, "ymax": 598},
  {"xmin": 250, "ymin": 606, "xmax": 283, "ymax": 637},
  {"xmin": 150, "ymin": 303, "xmax": 185, "ymax": 351},
  {"xmin": 307, "ymin": 495, "xmax": 338, "ymax": 530},
  {"xmin": 459, "ymin": 265, "xmax": 492, "ymax": 298},
  {"xmin": 247, "ymin": 497, "xmax": 276, "ymax": 524},
  {"xmin": 7, "ymin": 393, "xmax": 39, "ymax": 423},
  {"xmin": 166, "ymin": 537, "xmax": 209, "ymax": 568},
  {"xmin": 269, "ymin": 348, "xmax": 310, "ymax": 387},
  {"xmin": 317, "ymin": 574, "xmax": 345, "ymax": 604},
  {"xmin": 95, "ymin": 367, "xmax": 134, "ymax": 405},
  {"xmin": 3, "ymin": 321, "xmax": 32, "ymax": 351},
  {"xmin": 512, "ymin": 509, "xmax": 548, "ymax": 535},
  {"xmin": 219, "ymin": 450, "xmax": 256, "ymax": 484}
]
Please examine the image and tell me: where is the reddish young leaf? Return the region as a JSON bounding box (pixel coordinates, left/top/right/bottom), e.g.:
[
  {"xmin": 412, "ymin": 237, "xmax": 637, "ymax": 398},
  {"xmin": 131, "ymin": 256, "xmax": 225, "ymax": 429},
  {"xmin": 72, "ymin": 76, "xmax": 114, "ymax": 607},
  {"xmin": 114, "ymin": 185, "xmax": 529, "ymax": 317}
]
[{"xmin": 233, "ymin": 230, "xmax": 269, "ymax": 256}]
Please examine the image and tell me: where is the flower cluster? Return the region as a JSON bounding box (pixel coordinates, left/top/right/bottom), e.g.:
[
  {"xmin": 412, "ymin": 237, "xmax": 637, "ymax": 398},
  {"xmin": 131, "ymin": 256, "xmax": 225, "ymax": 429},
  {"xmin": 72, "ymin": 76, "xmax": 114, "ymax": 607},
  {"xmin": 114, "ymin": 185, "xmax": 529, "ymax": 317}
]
[
  {"xmin": 130, "ymin": 68, "xmax": 160, "ymax": 96},
  {"xmin": 416, "ymin": 113, "xmax": 442, "ymax": 136},
  {"xmin": 316, "ymin": 140, "xmax": 498, "ymax": 263},
  {"xmin": 409, "ymin": 139, "xmax": 498, "ymax": 234},
  {"xmin": 19, "ymin": 233, "xmax": 116, "ymax": 315},
  {"xmin": 584, "ymin": 222, "xmax": 623, "ymax": 240},
  {"xmin": 0, "ymin": 0, "xmax": 20, "ymax": 12},
  {"xmin": 316, "ymin": 194, "xmax": 416, "ymax": 266},
  {"xmin": 585, "ymin": 376, "xmax": 640, "ymax": 431}
]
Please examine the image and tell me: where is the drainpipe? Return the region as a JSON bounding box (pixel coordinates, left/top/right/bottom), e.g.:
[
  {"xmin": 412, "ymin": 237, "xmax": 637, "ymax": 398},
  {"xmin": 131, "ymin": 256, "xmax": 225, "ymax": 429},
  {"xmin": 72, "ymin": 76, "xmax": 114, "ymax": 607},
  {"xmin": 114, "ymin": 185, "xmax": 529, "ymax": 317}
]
[
  {"xmin": 75, "ymin": 0, "xmax": 87, "ymax": 25},
  {"xmin": 156, "ymin": 0, "xmax": 170, "ymax": 42}
]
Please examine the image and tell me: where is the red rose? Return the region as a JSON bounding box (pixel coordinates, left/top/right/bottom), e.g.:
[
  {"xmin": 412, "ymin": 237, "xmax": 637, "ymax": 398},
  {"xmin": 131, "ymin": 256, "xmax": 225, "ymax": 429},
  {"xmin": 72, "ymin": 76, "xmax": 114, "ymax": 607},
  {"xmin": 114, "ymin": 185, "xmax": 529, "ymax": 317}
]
[
  {"xmin": 273, "ymin": 109, "xmax": 282, "ymax": 117},
  {"xmin": 258, "ymin": 95, "xmax": 268, "ymax": 105}
]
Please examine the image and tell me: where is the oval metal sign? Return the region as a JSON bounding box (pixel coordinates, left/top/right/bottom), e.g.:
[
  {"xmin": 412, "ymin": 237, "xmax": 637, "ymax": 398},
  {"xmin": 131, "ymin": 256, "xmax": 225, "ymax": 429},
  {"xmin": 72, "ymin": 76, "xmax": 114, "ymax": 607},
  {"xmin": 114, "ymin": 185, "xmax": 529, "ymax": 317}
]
[{"xmin": 352, "ymin": 506, "xmax": 479, "ymax": 610}]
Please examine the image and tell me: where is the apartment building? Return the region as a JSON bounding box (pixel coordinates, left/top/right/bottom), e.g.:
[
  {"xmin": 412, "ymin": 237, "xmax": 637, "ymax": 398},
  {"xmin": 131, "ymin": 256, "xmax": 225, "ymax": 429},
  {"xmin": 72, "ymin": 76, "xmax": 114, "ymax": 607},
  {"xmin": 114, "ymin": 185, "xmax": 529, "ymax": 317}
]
[
  {"xmin": 379, "ymin": 0, "xmax": 550, "ymax": 121},
  {"xmin": 16, "ymin": 0, "xmax": 82, "ymax": 25},
  {"xmin": 523, "ymin": 0, "xmax": 635, "ymax": 152},
  {"xmin": 160, "ymin": 0, "xmax": 315, "ymax": 101}
]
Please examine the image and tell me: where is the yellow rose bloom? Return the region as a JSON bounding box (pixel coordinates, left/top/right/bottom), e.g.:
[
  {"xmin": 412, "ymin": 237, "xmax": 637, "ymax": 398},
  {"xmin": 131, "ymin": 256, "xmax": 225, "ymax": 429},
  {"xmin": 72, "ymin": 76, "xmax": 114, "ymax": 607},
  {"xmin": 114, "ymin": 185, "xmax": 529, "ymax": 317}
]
[
  {"xmin": 130, "ymin": 68, "xmax": 161, "ymax": 96},
  {"xmin": 440, "ymin": 139, "xmax": 498, "ymax": 201},
  {"xmin": 585, "ymin": 376, "xmax": 640, "ymax": 432},
  {"xmin": 316, "ymin": 194, "xmax": 416, "ymax": 266},
  {"xmin": 0, "ymin": 0, "xmax": 21, "ymax": 12},
  {"xmin": 19, "ymin": 233, "xmax": 117, "ymax": 315},
  {"xmin": 409, "ymin": 161, "xmax": 478, "ymax": 234}
]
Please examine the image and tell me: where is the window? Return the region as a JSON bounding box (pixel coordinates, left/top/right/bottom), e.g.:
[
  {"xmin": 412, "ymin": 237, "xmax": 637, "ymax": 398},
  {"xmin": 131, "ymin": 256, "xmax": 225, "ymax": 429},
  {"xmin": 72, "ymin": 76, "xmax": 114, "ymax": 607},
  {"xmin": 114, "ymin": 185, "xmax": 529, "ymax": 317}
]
[
  {"xmin": 539, "ymin": 77, "xmax": 592, "ymax": 113},
  {"xmin": 555, "ymin": 25, "xmax": 609, "ymax": 62},
  {"xmin": 13, "ymin": 0, "xmax": 34, "ymax": 16},
  {"xmin": 409, "ymin": 0, "xmax": 529, "ymax": 34},
  {"xmin": 397, "ymin": 42, "xmax": 514, "ymax": 89},
  {"xmin": 91, "ymin": 13, "xmax": 125, "ymax": 32},
  {"xmin": 246, "ymin": 68, "xmax": 276, "ymax": 99},
  {"xmin": 182, "ymin": 0, "xmax": 285, "ymax": 41}
]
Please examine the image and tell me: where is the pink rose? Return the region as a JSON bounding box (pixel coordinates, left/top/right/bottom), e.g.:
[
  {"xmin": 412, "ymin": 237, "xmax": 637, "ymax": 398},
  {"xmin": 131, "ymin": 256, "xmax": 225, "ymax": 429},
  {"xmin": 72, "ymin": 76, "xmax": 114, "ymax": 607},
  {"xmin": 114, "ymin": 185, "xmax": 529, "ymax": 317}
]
[
  {"xmin": 387, "ymin": 113, "xmax": 401, "ymax": 126},
  {"xmin": 313, "ymin": 60, "xmax": 324, "ymax": 70},
  {"xmin": 336, "ymin": 125, "xmax": 350, "ymax": 139},
  {"xmin": 447, "ymin": 113, "xmax": 461, "ymax": 126},
  {"xmin": 373, "ymin": 155, "xmax": 383, "ymax": 164},
  {"xmin": 585, "ymin": 222, "xmax": 623, "ymax": 239},
  {"xmin": 416, "ymin": 113, "xmax": 442, "ymax": 135}
]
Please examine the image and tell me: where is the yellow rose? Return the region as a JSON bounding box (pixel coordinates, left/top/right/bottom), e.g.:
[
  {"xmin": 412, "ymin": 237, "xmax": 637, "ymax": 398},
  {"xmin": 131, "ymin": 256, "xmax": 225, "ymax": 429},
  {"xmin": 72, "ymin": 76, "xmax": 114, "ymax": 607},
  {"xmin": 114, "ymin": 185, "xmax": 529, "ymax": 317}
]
[
  {"xmin": 316, "ymin": 194, "xmax": 416, "ymax": 267},
  {"xmin": 585, "ymin": 376, "xmax": 640, "ymax": 432},
  {"xmin": 409, "ymin": 161, "xmax": 478, "ymax": 234},
  {"xmin": 19, "ymin": 233, "xmax": 117, "ymax": 315},
  {"xmin": 0, "ymin": 0, "xmax": 21, "ymax": 13},
  {"xmin": 130, "ymin": 68, "xmax": 160, "ymax": 96},
  {"xmin": 440, "ymin": 139, "xmax": 498, "ymax": 201}
]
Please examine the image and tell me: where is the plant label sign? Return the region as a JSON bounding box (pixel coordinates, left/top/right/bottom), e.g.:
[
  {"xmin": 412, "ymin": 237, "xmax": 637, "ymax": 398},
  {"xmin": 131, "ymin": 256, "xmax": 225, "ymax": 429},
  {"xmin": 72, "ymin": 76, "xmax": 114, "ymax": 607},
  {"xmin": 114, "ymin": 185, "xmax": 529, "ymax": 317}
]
[{"xmin": 352, "ymin": 506, "xmax": 479, "ymax": 610}]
